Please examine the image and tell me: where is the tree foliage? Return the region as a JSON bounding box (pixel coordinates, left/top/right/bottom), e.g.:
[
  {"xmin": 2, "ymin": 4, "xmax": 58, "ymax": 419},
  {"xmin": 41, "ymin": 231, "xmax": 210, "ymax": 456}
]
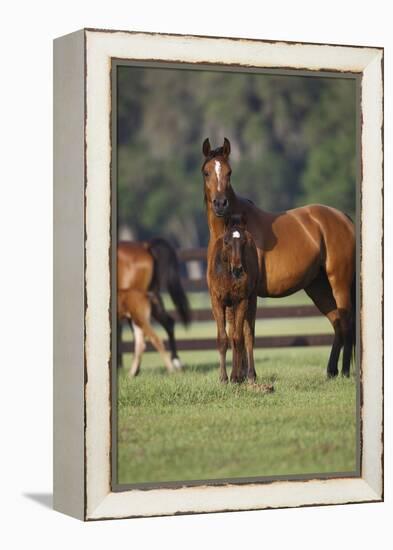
[{"xmin": 117, "ymin": 66, "xmax": 357, "ymax": 247}]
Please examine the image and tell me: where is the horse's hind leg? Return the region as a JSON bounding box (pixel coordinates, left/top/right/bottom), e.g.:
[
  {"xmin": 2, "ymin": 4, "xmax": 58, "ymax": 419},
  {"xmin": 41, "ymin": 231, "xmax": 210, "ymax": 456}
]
[
  {"xmin": 328, "ymin": 284, "xmax": 353, "ymax": 377},
  {"xmin": 341, "ymin": 317, "xmax": 354, "ymax": 377},
  {"xmin": 151, "ymin": 292, "xmax": 182, "ymax": 369},
  {"xmin": 305, "ymin": 271, "xmax": 343, "ymax": 378}
]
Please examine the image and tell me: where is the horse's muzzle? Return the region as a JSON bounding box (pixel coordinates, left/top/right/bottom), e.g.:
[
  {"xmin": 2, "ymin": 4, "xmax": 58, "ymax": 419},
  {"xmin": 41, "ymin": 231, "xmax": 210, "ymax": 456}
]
[{"xmin": 213, "ymin": 198, "xmax": 229, "ymax": 217}]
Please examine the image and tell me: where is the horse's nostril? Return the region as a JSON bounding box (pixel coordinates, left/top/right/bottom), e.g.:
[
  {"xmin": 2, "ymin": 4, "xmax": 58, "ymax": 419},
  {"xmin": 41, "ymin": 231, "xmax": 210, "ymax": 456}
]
[{"xmin": 213, "ymin": 198, "xmax": 228, "ymax": 210}]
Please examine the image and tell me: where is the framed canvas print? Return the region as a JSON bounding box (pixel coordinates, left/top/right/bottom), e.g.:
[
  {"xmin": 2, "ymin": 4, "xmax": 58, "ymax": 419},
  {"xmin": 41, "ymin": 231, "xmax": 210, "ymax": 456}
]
[{"xmin": 53, "ymin": 28, "xmax": 383, "ymax": 520}]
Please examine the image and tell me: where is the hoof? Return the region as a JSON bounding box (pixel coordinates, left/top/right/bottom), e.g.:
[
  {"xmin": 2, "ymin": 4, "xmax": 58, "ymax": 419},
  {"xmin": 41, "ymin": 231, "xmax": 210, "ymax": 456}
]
[
  {"xmin": 172, "ymin": 357, "xmax": 183, "ymax": 370},
  {"xmin": 327, "ymin": 370, "xmax": 338, "ymax": 379}
]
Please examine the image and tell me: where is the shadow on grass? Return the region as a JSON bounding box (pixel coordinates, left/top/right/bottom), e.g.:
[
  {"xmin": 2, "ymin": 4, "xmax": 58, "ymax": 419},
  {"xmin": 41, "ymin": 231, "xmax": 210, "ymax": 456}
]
[
  {"xmin": 185, "ymin": 362, "xmax": 219, "ymax": 373},
  {"xmin": 117, "ymin": 356, "xmax": 281, "ymax": 381}
]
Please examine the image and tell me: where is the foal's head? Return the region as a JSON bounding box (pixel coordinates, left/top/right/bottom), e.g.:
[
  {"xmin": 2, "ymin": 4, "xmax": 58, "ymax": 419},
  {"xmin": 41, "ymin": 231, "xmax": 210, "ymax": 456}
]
[
  {"xmin": 223, "ymin": 215, "xmax": 248, "ymax": 279},
  {"xmin": 202, "ymin": 137, "xmax": 233, "ymax": 218}
]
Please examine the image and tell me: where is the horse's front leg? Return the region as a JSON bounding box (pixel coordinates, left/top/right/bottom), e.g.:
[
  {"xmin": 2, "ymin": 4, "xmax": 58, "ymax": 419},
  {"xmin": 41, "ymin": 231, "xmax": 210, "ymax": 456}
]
[
  {"xmin": 211, "ymin": 295, "xmax": 228, "ymax": 383},
  {"xmin": 230, "ymin": 300, "xmax": 247, "ymax": 383}
]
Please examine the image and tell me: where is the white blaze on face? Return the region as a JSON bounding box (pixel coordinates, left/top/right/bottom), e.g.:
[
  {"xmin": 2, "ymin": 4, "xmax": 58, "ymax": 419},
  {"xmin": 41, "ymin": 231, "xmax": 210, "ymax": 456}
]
[
  {"xmin": 214, "ymin": 160, "xmax": 222, "ymax": 191},
  {"xmin": 232, "ymin": 230, "xmax": 241, "ymax": 239}
]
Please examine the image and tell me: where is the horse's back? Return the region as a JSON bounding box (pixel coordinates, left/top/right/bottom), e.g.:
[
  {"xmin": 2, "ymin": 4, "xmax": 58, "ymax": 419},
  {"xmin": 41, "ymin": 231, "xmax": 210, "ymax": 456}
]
[
  {"xmin": 289, "ymin": 203, "xmax": 354, "ymax": 257},
  {"xmin": 240, "ymin": 201, "xmax": 355, "ymax": 296},
  {"xmin": 117, "ymin": 241, "xmax": 154, "ymax": 292}
]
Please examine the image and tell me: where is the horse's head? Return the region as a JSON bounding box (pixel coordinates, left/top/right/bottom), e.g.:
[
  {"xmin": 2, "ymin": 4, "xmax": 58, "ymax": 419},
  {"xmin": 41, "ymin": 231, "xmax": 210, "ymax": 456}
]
[
  {"xmin": 202, "ymin": 137, "xmax": 233, "ymax": 218},
  {"xmin": 223, "ymin": 214, "xmax": 247, "ymax": 279}
]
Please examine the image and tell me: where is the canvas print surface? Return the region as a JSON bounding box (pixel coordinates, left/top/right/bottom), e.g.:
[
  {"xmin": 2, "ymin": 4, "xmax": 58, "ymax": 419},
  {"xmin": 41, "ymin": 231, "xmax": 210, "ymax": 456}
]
[{"xmin": 114, "ymin": 64, "xmax": 358, "ymax": 487}]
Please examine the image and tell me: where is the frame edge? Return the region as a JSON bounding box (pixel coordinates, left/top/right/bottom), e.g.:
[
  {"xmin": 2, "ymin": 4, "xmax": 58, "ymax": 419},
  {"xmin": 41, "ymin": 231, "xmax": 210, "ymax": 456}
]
[{"xmin": 53, "ymin": 29, "xmax": 86, "ymax": 521}]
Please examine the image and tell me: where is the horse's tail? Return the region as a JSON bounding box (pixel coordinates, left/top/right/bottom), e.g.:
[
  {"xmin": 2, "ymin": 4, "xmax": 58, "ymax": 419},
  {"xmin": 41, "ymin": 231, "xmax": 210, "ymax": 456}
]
[
  {"xmin": 148, "ymin": 238, "xmax": 191, "ymax": 326},
  {"xmin": 351, "ymin": 274, "xmax": 356, "ymax": 365}
]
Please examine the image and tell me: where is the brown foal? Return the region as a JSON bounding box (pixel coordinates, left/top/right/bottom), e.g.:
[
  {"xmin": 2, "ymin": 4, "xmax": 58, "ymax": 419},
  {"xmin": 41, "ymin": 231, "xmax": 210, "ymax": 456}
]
[
  {"xmin": 203, "ymin": 138, "xmax": 356, "ymax": 379},
  {"xmin": 117, "ymin": 239, "xmax": 190, "ymax": 373},
  {"xmin": 117, "ymin": 288, "xmax": 174, "ymax": 376},
  {"xmin": 208, "ymin": 215, "xmax": 259, "ymax": 383}
]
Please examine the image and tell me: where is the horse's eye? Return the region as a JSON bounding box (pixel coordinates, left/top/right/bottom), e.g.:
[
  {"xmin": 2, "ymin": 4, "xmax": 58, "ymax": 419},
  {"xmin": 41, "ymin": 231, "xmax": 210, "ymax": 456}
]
[
  {"xmin": 228, "ymin": 171, "xmax": 232, "ymax": 177},
  {"xmin": 203, "ymin": 171, "xmax": 209, "ymax": 177}
]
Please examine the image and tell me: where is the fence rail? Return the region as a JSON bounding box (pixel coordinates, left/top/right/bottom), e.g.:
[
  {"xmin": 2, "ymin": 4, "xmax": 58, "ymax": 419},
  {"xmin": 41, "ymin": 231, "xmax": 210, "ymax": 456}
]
[
  {"xmin": 119, "ymin": 247, "xmax": 332, "ymax": 357},
  {"xmin": 170, "ymin": 304, "xmax": 321, "ymax": 323},
  {"xmin": 120, "ymin": 333, "xmax": 333, "ymax": 354}
]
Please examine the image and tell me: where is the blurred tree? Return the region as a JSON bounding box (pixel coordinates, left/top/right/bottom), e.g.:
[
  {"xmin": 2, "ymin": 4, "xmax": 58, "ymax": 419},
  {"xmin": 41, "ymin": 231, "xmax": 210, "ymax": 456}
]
[
  {"xmin": 117, "ymin": 66, "xmax": 357, "ymax": 248},
  {"xmin": 299, "ymin": 79, "xmax": 357, "ymax": 214}
]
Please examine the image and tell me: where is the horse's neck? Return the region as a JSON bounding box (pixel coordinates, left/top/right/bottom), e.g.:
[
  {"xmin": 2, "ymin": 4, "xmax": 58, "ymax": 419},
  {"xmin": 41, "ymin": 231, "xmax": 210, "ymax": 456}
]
[{"xmin": 207, "ymin": 208, "xmax": 226, "ymax": 243}]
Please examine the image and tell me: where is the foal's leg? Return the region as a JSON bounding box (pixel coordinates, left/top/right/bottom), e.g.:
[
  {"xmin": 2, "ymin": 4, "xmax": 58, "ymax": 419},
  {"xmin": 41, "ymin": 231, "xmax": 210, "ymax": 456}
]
[
  {"xmin": 244, "ymin": 294, "xmax": 257, "ymax": 383},
  {"xmin": 128, "ymin": 291, "xmax": 174, "ymax": 375},
  {"xmin": 117, "ymin": 320, "xmax": 123, "ymax": 368},
  {"xmin": 211, "ymin": 295, "xmax": 228, "ymax": 383},
  {"xmin": 227, "ymin": 306, "xmax": 247, "ymax": 381},
  {"xmin": 231, "ymin": 300, "xmax": 248, "ymax": 383},
  {"xmin": 141, "ymin": 321, "xmax": 175, "ymax": 373},
  {"xmin": 129, "ymin": 321, "xmax": 145, "ymax": 377},
  {"xmin": 151, "ymin": 292, "xmax": 183, "ymax": 369}
]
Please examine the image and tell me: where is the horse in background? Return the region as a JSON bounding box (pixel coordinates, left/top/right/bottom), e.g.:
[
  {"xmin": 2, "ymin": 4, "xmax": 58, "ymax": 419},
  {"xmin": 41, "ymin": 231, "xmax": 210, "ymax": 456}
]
[
  {"xmin": 117, "ymin": 288, "xmax": 175, "ymax": 376},
  {"xmin": 118, "ymin": 238, "xmax": 191, "ymax": 374},
  {"xmin": 202, "ymin": 137, "xmax": 356, "ymax": 378},
  {"xmin": 208, "ymin": 214, "xmax": 259, "ymax": 383}
]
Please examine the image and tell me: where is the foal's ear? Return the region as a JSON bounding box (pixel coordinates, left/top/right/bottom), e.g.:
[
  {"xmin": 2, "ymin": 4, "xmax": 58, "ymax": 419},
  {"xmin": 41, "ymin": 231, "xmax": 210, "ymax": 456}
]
[
  {"xmin": 202, "ymin": 138, "xmax": 211, "ymax": 157},
  {"xmin": 223, "ymin": 137, "xmax": 231, "ymax": 158},
  {"xmin": 229, "ymin": 214, "xmax": 244, "ymax": 228}
]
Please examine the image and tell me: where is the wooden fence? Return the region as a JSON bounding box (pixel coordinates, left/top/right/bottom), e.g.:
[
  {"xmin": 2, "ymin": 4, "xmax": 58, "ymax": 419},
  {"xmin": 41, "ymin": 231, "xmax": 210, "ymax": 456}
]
[{"xmin": 119, "ymin": 247, "xmax": 333, "ymax": 356}]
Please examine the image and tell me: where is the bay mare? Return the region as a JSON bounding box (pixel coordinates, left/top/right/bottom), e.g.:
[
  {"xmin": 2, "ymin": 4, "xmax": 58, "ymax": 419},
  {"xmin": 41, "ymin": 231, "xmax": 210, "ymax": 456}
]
[{"xmin": 202, "ymin": 138, "xmax": 355, "ymax": 378}]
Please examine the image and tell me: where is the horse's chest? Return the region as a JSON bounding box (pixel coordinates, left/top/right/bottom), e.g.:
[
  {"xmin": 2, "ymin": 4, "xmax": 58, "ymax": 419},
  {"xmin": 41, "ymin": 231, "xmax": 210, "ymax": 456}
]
[{"xmin": 218, "ymin": 274, "xmax": 248, "ymax": 304}]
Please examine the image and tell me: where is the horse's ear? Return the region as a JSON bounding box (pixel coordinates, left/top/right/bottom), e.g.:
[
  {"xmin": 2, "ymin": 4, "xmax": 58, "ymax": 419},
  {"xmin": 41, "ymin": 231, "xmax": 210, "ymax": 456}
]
[
  {"xmin": 202, "ymin": 138, "xmax": 211, "ymax": 157},
  {"xmin": 223, "ymin": 137, "xmax": 231, "ymax": 158}
]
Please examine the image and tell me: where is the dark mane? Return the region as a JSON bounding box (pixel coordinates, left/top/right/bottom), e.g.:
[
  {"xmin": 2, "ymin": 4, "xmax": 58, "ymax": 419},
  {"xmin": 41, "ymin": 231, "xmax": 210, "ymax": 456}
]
[{"xmin": 202, "ymin": 146, "xmax": 225, "ymax": 169}]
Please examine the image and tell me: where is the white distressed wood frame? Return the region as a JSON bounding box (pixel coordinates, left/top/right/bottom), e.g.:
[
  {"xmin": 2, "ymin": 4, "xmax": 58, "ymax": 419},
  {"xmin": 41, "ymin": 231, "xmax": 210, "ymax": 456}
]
[{"xmin": 53, "ymin": 28, "xmax": 383, "ymax": 521}]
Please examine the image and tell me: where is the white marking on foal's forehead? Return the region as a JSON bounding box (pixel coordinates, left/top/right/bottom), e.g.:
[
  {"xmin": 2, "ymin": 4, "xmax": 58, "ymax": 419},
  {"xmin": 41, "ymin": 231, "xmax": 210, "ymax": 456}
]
[{"xmin": 232, "ymin": 230, "xmax": 241, "ymax": 238}]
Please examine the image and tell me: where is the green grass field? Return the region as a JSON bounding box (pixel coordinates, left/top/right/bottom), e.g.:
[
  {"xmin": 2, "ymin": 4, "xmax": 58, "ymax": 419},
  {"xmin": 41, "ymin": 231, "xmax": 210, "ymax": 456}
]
[
  {"xmin": 117, "ymin": 348, "xmax": 357, "ymax": 485},
  {"xmin": 117, "ymin": 290, "xmax": 357, "ymax": 485}
]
